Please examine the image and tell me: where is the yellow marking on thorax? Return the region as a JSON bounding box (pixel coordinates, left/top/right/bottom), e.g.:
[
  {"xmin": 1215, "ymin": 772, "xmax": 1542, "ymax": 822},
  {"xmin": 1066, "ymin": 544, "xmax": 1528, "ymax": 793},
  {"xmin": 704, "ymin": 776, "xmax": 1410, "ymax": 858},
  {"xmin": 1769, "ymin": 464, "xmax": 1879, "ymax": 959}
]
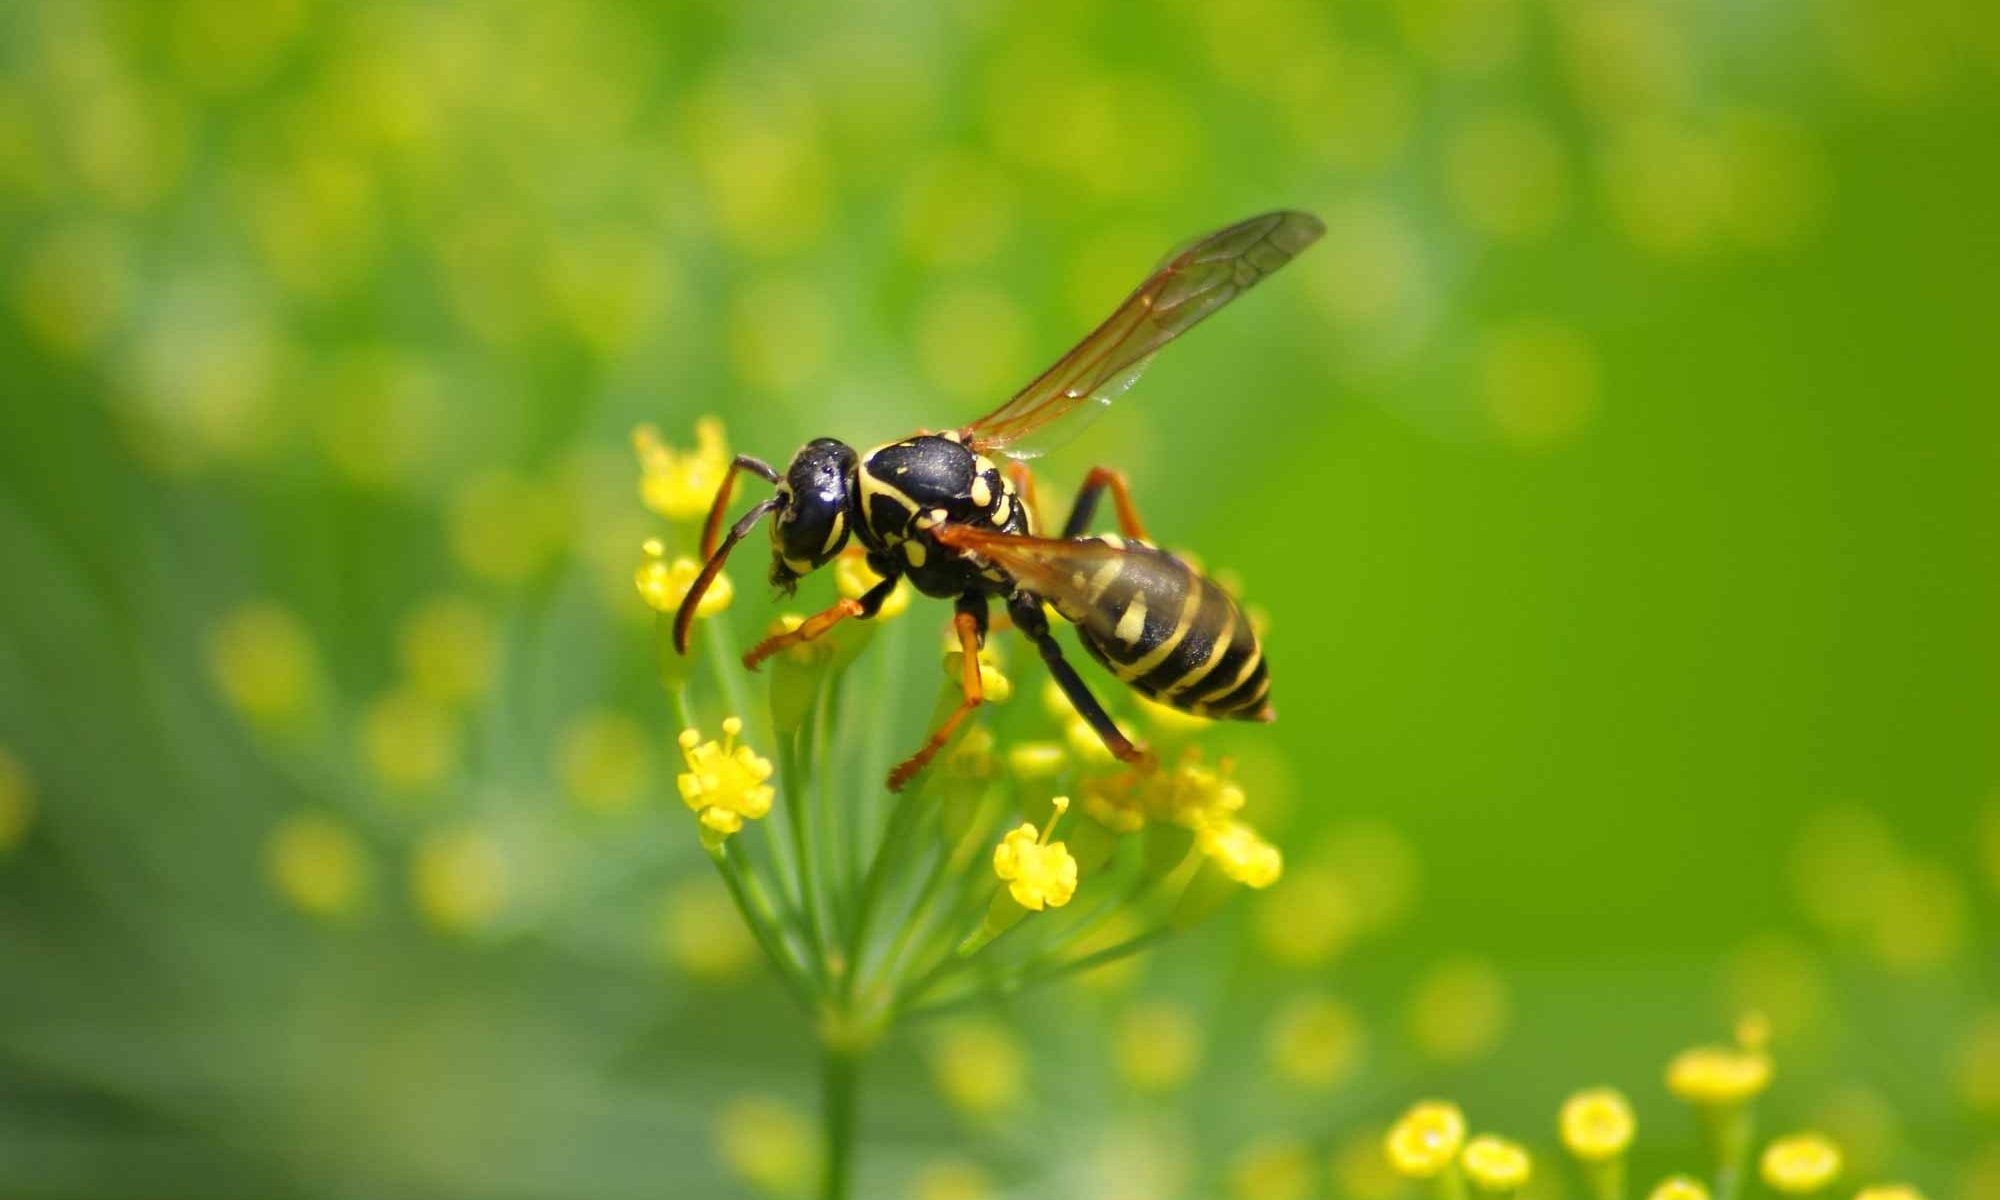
[
  {"xmin": 1113, "ymin": 594, "xmax": 1147, "ymax": 644},
  {"xmin": 902, "ymin": 539, "xmax": 928, "ymax": 568},
  {"xmin": 969, "ymin": 475, "xmax": 992, "ymax": 507},
  {"xmin": 858, "ymin": 462, "xmax": 920, "ymax": 517},
  {"xmin": 821, "ymin": 509, "xmax": 846, "ymax": 555}
]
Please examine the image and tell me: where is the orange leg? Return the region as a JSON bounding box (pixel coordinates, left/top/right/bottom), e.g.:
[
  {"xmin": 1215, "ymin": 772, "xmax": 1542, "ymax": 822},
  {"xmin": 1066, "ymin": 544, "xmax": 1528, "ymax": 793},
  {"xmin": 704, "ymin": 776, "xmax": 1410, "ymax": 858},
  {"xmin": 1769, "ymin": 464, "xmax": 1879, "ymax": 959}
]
[
  {"xmin": 1061, "ymin": 466, "xmax": 1149, "ymax": 541},
  {"xmin": 886, "ymin": 609, "xmax": 985, "ymax": 792},
  {"xmin": 1005, "ymin": 461, "xmax": 1043, "ymax": 536},
  {"xmin": 743, "ymin": 597, "xmax": 864, "ymax": 671}
]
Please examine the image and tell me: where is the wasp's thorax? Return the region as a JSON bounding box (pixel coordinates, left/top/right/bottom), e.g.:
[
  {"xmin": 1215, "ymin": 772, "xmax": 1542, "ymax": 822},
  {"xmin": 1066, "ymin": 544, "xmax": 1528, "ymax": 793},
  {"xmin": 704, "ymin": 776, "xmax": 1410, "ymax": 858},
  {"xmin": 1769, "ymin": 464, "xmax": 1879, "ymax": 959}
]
[{"xmin": 770, "ymin": 438, "xmax": 857, "ymax": 591}]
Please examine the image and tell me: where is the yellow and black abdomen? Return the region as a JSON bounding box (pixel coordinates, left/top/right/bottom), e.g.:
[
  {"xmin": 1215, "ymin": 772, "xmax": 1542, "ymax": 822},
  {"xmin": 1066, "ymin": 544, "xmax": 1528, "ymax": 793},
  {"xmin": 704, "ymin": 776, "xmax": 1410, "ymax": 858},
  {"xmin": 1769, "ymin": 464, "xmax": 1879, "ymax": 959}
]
[{"xmin": 1052, "ymin": 537, "xmax": 1271, "ymax": 721}]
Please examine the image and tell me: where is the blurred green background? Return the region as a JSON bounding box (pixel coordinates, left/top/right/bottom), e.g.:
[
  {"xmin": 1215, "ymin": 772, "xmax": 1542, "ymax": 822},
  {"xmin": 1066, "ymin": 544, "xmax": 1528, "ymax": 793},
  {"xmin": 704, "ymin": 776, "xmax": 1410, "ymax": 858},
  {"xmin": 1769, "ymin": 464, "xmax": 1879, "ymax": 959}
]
[{"xmin": 0, "ymin": 0, "xmax": 1995, "ymax": 1197}]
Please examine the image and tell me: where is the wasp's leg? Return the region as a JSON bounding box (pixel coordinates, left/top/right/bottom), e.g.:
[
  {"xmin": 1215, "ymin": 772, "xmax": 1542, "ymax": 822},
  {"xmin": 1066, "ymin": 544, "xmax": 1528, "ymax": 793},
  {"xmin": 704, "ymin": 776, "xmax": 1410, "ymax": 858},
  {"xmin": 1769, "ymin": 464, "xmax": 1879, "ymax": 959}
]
[
  {"xmin": 742, "ymin": 572, "xmax": 900, "ymax": 670},
  {"xmin": 1007, "ymin": 593, "xmax": 1151, "ymax": 768},
  {"xmin": 1060, "ymin": 466, "xmax": 1149, "ymax": 541},
  {"xmin": 699, "ymin": 454, "xmax": 783, "ymax": 559},
  {"xmin": 887, "ymin": 595, "xmax": 989, "ymax": 792},
  {"xmin": 1005, "ymin": 461, "xmax": 1043, "ymax": 535}
]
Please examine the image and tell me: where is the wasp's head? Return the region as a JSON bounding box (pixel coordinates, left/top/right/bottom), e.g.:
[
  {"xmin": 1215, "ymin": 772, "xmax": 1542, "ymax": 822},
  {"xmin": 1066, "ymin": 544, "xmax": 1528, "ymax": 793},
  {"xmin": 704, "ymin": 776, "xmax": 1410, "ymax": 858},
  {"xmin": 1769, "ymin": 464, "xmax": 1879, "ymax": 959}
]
[{"xmin": 769, "ymin": 438, "xmax": 857, "ymax": 593}]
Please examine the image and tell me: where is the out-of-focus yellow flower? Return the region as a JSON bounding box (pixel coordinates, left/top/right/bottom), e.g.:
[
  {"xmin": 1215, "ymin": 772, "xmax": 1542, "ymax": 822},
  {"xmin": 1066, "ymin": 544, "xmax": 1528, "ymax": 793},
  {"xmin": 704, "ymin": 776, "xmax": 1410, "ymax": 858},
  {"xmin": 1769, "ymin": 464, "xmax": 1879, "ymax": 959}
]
[
  {"xmin": 910, "ymin": 1157, "xmax": 995, "ymax": 1200},
  {"xmin": 656, "ymin": 875, "xmax": 756, "ymax": 982},
  {"xmin": 558, "ymin": 710, "xmax": 654, "ymax": 815},
  {"xmin": 676, "ymin": 718, "xmax": 775, "ymax": 839},
  {"xmin": 1666, "ymin": 1044, "xmax": 1772, "ymax": 1105},
  {"xmin": 1267, "ymin": 994, "xmax": 1365, "ymax": 1090},
  {"xmin": 1135, "ymin": 693, "xmax": 1210, "ymax": 734},
  {"xmin": 835, "ymin": 553, "xmax": 909, "ymax": 619},
  {"xmin": 448, "ymin": 469, "xmax": 567, "ymax": 585},
  {"xmin": 1386, "ymin": 1101, "xmax": 1467, "ymax": 1179},
  {"xmin": 1722, "ymin": 935, "xmax": 1830, "ymax": 1045},
  {"xmin": 1198, "ymin": 819, "xmax": 1283, "ymax": 888},
  {"xmin": 1462, "ymin": 1135, "xmax": 1531, "ymax": 1194},
  {"xmin": 1647, "ymin": 1177, "xmax": 1710, "ymax": 1200},
  {"xmin": 1255, "ymin": 863, "xmax": 1361, "ymax": 967},
  {"xmin": 1115, "ymin": 999, "xmax": 1203, "ymax": 1094},
  {"xmin": 1006, "ymin": 741, "xmax": 1067, "ymax": 780},
  {"xmin": 992, "ymin": 796, "xmax": 1078, "ymax": 911},
  {"xmin": 208, "ymin": 601, "xmax": 322, "ymax": 727},
  {"xmin": 1851, "ymin": 1186, "xmax": 1922, "ymax": 1200},
  {"xmin": 634, "ymin": 418, "xmax": 729, "ymax": 521},
  {"xmin": 360, "ymin": 688, "xmax": 461, "ymax": 791},
  {"xmin": 1478, "ymin": 317, "xmax": 1601, "ymax": 450},
  {"xmin": 1560, "ymin": 1088, "xmax": 1636, "ymax": 1161},
  {"xmin": 1228, "ymin": 1136, "xmax": 1316, "ymax": 1200},
  {"xmin": 0, "ymin": 746, "xmax": 35, "ymax": 853},
  {"xmin": 398, "ymin": 596, "xmax": 500, "ymax": 706},
  {"xmin": 943, "ymin": 646, "xmax": 1012, "ymax": 704},
  {"xmin": 411, "ymin": 827, "xmax": 506, "ymax": 933},
  {"xmin": 1064, "ymin": 713, "xmax": 1120, "ymax": 765},
  {"xmin": 716, "ymin": 1093, "xmax": 819, "ymax": 1196},
  {"xmin": 928, "ymin": 1020, "xmax": 1025, "ymax": 1117},
  {"xmin": 637, "ymin": 540, "xmax": 733, "ymax": 616},
  {"xmin": 1759, "ymin": 1132, "xmax": 1841, "ymax": 1194},
  {"xmin": 265, "ymin": 813, "xmax": 369, "ymax": 918},
  {"xmin": 1408, "ymin": 956, "xmax": 1510, "ymax": 1063},
  {"xmin": 1143, "ymin": 752, "xmax": 1246, "ymax": 827}
]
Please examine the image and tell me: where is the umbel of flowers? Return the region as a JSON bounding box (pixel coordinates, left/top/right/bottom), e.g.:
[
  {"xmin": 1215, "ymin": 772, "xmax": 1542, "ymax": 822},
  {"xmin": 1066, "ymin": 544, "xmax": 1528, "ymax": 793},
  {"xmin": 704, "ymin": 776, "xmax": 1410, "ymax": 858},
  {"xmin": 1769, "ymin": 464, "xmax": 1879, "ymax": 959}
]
[
  {"xmin": 632, "ymin": 420, "xmax": 1284, "ymax": 1199},
  {"xmin": 1384, "ymin": 1022, "xmax": 1922, "ymax": 1200}
]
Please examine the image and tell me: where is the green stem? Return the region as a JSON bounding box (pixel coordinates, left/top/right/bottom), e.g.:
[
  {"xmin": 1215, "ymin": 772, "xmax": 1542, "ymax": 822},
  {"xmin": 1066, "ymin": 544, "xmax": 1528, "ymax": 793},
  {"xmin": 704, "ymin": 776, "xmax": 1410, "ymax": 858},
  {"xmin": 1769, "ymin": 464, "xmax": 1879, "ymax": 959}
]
[
  {"xmin": 709, "ymin": 842, "xmax": 815, "ymax": 1010},
  {"xmin": 820, "ymin": 1045, "xmax": 861, "ymax": 1200},
  {"xmin": 779, "ymin": 717, "xmax": 831, "ymax": 987},
  {"xmin": 900, "ymin": 925, "xmax": 1170, "ymax": 1021}
]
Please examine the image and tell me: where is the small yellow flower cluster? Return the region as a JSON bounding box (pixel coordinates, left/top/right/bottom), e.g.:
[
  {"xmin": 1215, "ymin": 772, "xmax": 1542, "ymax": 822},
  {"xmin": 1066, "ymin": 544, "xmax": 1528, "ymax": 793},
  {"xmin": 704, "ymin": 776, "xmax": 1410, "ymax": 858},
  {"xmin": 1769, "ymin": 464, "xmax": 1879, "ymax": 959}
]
[
  {"xmin": 634, "ymin": 417, "xmax": 729, "ymax": 521},
  {"xmin": 676, "ymin": 717, "xmax": 775, "ymax": 839},
  {"xmin": 1080, "ymin": 748, "xmax": 1283, "ymax": 889},
  {"xmin": 635, "ymin": 537, "xmax": 733, "ymax": 616},
  {"xmin": 992, "ymin": 796, "xmax": 1077, "ymax": 911}
]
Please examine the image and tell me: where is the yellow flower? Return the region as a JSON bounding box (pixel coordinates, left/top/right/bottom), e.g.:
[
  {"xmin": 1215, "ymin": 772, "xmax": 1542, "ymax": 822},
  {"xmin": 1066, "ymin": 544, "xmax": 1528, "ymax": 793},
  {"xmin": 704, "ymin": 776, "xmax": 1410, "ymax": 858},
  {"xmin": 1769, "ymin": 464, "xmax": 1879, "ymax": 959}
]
[
  {"xmin": 715, "ymin": 1093, "xmax": 819, "ymax": 1196},
  {"xmin": 943, "ymin": 646, "xmax": 1012, "ymax": 703},
  {"xmin": 1254, "ymin": 864, "xmax": 1360, "ymax": 967},
  {"xmin": 1142, "ymin": 751, "xmax": 1246, "ymax": 827},
  {"xmin": 397, "ymin": 595, "xmax": 499, "ymax": 706},
  {"xmin": 635, "ymin": 417, "xmax": 728, "ymax": 521},
  {"xmin": 676, "ymin": 717, "xmax": 775, "ymax": 838},
  {"xmin": 656, "ymin": 876, "xmax": 756, "ymax": 982},
  {"xmin": 1647, "ymin": 1178, "xmax": 1710, "ymax": 1200},
  {"xmin": 1759, "ymin": 1132, "xmax": 1841, "ymax": 1194},
  {"xmin": 1197, "ymin": 819, "xmax": 1283, "ymax": 888},
  {"xmin": 928, "ymin": 1020, "xmax": 1025, "ymax": 1116},
  {"xmin": 1408, "ymin": 957, "xmax": 1510, "ymax": 1064},
  {"xmin": 1560, "ymin": 1088, "xmax": 1636, "ymax": 1161},
  {"xmin": 636, "ymin": 539, "xmax": 733, "ymax": 615},
  {"xmin": 1462, "ymin": 1136, "xmax": 1531, "ymax": 1193},
  {"xmin": 1005, "ymin": 741, "xmax": 1067, "ymax": 780},
  {"xmin": 265, "ymin": 813, "xmax": 369, "ymax": 918},
  {"xmin": 1385, "ymin": 1100, "xmax": 1467, "ymax": 1179},
  {"xmin": 834, "ymin": 553, "xmax": 909, "ymax": 619},
  {"xmin": 207, "ymin": 601, "xmax": 322, "ymax": 727},
  {"xmin": 1666, "ymin": 1044, "xmax": 1772, "ymax": 1105},
  {"xmin": 992, "ymin": 796, "xmax": 1078, "ymax": 911}
]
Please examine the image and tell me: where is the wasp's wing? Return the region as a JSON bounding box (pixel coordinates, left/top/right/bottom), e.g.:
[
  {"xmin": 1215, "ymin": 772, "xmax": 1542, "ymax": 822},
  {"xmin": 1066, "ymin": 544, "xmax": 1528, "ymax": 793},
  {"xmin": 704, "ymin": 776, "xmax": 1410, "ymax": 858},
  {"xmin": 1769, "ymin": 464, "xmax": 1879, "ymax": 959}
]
[
  {"xmin": 959, "ymin": 210, "xmax": 1324, "ymax": 459},
  {"xmin": 932, "ymin": 524, "xmax": 1140, "ymax": 602}
]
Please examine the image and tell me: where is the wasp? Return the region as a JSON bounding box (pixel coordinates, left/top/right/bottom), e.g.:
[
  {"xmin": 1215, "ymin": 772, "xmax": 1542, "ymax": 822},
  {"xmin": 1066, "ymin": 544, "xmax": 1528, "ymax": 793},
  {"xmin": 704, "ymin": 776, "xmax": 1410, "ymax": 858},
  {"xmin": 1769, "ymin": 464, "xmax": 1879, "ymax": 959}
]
[{"xmin": 675, "ymin": 211, "xmax": 1324, "ymax": 791}]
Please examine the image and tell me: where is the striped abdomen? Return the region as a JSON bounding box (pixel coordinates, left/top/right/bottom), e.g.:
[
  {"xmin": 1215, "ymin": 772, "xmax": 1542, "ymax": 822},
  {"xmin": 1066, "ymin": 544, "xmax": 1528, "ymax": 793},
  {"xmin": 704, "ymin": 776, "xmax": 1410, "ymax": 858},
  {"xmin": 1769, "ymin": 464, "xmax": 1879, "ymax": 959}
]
[{"xmin": 1052, "ymin": 537, "xmax": 1271, "ymax": 721}]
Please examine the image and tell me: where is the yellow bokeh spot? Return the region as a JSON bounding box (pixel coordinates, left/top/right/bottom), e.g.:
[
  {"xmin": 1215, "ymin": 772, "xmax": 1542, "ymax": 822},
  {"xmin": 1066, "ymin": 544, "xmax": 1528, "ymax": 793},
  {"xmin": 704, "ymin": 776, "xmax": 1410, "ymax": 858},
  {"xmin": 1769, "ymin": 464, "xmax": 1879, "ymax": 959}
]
[
  {"xmin": 1198, "ymin": 819, "xmax": 1284, "ymax": 889},
  {"xmin": 1721, "ymin": 934, "xmax": 1830, "ymax": 1045},
  {"xmin": 549, "ymin": 224, "xmax": 673, "ymax": 359},
  {"xmin": 71, "ymin": 81, "xmax": 191, "ymax": 212},
  {"xmin": 558, "ymin": 710, "xmax": 654, "ymax": 816},
  {"xmin": 1005, "ymin": 741, "xmax": 1067, "ymax": 780},
  {"xmin": 1811, "ymin": 1085, "xmax": 1899, "ymax": 1181},
  {"xmin": 1719, "ymin": 111, "xmax": 1826, "ymax": 250},
  {"xmin": 1228, "ymin": 1136, "xmax": 1317, "ymax": 1200},
  {"xmin": 835, "ymin": 554, "xmax": 909, "ymax": 619},
  {"xmin": 1759, "ymin": 1132, "xmax": 1842, "ymax": 1194},
  {"xmin": 1648, "ymin": 1177, "xmax": 1710, "ymax": 1200},
  {"xmin": 1824, "ymin": 0, "xmax": 1958, "ymax": 107},
  {"xmin": 1115, "ymin": 999, "xmax": 1203, "ymax": 1094},
  {"xmin": 1851, "ymin": 1188, "xmax": 1922, "ymax": 1200},
  {"xmin": 360, "ymin": 688, "xmax": 461, "ymax": 791},
  {"xmin": 1135, "ymin": 694, "xmax": 1211, "ymax": 734},
  {"xmin": 265, "ymin": 813, "xmax": 369, "ymax": 918},
  {"xmin": 1600, "ymin": 118, "xmax": 1731, "ymax": 259},
  {"xmin": 311, "ymin": 346, "xmax": 445, "ymax": 490},
  {"xmin": 1292, "ymin": 46, "xmax": 1416, "ymax": 173},
  {"xmin": 1305, "ymin": 198, "xmax": 1428, "ymax": 337},
  {"xmin": 168, "ymin": 0, "xmax": 309, "ymax": 95},
  {"xmin": 1408, "ymin": 957, "xmax": 1510, "ymax": 1063},
  {"xmin": 1863, "ymin": 857, "xmax": 1968, "ymax": 972},
  {"xmin": 1560, "ymin": 1088, "xmax": 1636, "ymax": 1161},
  {"xmin": 208, "ymin": 601, "xmax": 322, "ymax": 728},
  {"xmin": 1666, "ymin": 1044, "xmax": 1772, "ymax": 1105},
  {"xmin": 449, "ymin": 470, "xmax": 568, "ymax": 585},
  {"xmin": 13, "ymin": 222, "xmax": 131, "ymax": 358},
  {"xmin": 398, "ymin": 596, "xmax": 500, "ymax": 706},
  {"xmin": 716, "ymin": 1093, "xmax": 820, "ymax": 1196},
  {"xmin": 123, "ymin": 285, "xmax": 291, "ymax": 467},
  {"xmin": 1462, "ymin": 1135, "xmax": 1532, "ymax": 1193},
  {"xmin": 1267, "ymin": 993, "xmax": 1365, "ymax": 1090},
  {"xmin": 928, "ymin": 1020, "xmax": 1025, "ymax": 1118},
  {"xmin": 657, "ymin": 875, "xmax": 756, "ymax": 983},
  {"xmin": 1958, "ymin": 1010, "xmax": 2000, "ymax": 1116},
  {"xmin": 1556, "ymin": 1, "xmax": 1689, "ymax": 120},
  {"xmin": 1445, "ymin": 109, "xmax": 1571, "ymax": 241},
  {"xmin": 729, "ymin": 276, "xmax": 835, "ymax": 394},
  {"xmin": 910, "ymin": 1158, "xmax": 995, "ymax": 1200},
  {"xmin": 1478, "ymin": 317, "xmax": 1601, "ymax": 450},
  {"xmin": 1386, "ymin": 1100, "xmax": 1467, "ymax": 1180},
  {"xmin": 1322, "ymin": 821, "xmax": 1421, "ymax": 932},
  {"xmin": 686, "ymin": 74, "xmax": 831, "ymax": 257},
  {"xmin": 239, "ymin": 152, "xmax": 383, "ymax": 302},
  {"xmin": 1332, "ymin": 1127, "xmax": 1406, "ymax": 1200},
  {"xmin": 1255, "ymin": 863, "xmax": 1361, "ymax": 967},
  {"xmin": 1395, "ymin": 0, "xmax": 1527, "ymax": 75},
  {"xmin": 914, "ymin": 284, "xmax": 1031, "ymax": 403},
  {"xmin": 411, "ymin": 828, "xmax": 507, "ymax": 933},
  {"xmin": 0, "ymin": 747, "xmax": 36, "ymax": 853}
]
